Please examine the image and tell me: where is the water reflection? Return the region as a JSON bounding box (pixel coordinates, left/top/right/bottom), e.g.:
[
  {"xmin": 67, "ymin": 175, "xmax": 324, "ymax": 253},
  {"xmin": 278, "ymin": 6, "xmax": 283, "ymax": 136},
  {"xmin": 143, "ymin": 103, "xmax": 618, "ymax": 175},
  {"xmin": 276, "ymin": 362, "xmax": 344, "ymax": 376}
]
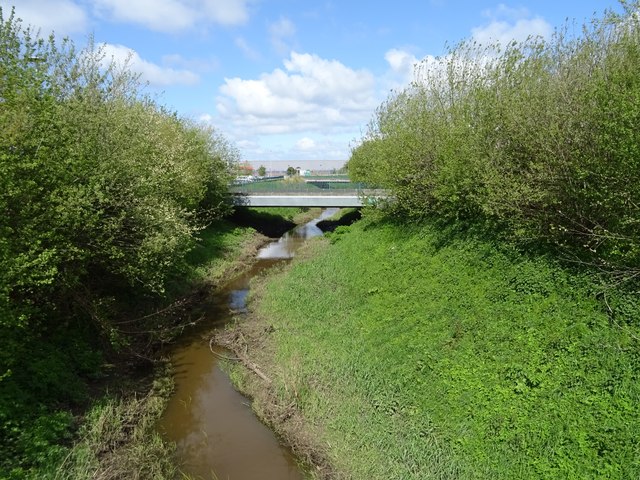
[
  {"xmin": 258, "ymin": 208, "xmax": 338, "ymax": 260},
  {"xmin": 159, "ymin": 208, "xmax": 338, "ymax": 480}
]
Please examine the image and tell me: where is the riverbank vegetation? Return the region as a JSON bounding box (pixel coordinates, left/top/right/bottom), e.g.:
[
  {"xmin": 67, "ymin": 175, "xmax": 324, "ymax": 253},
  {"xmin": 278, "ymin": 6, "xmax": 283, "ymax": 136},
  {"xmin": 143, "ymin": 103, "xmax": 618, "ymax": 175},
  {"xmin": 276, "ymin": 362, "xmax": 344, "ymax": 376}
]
[
  {"xmin": 230, "ymin": 207, "xmax": 321, "ymax": 237},
  {"xmin": 225, "ymin": 4, "xmax": 640, "ymax": 479},
  {"xmin": 0, "ymin": 9, "xmax": 244, "ymax": 478},
  {"xmin": 232, "ymin": 215, "xmax": 639, "ymax": 479},
  {"xmin": 349, "ymin": 2, "xmax": 640, "ymax": 282}
]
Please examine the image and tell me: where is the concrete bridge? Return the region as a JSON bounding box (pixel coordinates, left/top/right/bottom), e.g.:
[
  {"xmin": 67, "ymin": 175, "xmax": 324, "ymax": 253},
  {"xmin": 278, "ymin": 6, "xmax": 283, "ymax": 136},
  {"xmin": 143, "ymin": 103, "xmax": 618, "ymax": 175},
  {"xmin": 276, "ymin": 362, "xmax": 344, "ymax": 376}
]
[
  {"xmin": 231, "ymin": 193, "xmax": 368, "ymax": 207},
  {"xmin": 228, "ymin": 177, "xmax": 386, "ymax": 208}
]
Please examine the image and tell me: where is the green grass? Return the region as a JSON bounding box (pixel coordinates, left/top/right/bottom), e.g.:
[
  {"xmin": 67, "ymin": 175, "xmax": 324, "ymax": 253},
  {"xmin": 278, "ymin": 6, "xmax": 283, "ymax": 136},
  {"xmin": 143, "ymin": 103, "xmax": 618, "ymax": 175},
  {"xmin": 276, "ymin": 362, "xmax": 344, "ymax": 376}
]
[
  {"xmin": 248, "ymin": 207, "xmax": 314, "ymax": 222},
  {"xmin": 243, "ymin": 216, "xmax": 640, "ymax": 479},
  {"xmin": 227, "ymin": 207, "xmax": 321, "ymax": 238},
  {"xmin": 48, "ymin": 367, "xmax": 178, "ymax": 480},
  {"xmin": 183, "ymin": 218, "xmax": 260, "ymax": 286}
]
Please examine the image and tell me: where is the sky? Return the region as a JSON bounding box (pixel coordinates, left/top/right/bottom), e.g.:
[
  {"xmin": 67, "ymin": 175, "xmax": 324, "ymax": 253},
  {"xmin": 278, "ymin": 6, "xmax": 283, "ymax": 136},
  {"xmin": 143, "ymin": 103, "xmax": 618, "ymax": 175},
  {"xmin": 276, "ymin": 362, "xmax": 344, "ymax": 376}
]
[{"xmin": 1, "ymin": 0, "xmax": 622, "ymax": 170}]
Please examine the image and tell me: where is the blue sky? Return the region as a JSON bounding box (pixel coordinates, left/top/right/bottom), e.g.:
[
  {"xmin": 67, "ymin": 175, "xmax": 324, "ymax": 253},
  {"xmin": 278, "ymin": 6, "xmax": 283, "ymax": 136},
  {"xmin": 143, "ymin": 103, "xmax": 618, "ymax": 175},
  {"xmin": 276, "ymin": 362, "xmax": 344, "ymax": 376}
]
[{"xmin": 1, "ymin": 1, "xmax": 621, "ymax": 170}]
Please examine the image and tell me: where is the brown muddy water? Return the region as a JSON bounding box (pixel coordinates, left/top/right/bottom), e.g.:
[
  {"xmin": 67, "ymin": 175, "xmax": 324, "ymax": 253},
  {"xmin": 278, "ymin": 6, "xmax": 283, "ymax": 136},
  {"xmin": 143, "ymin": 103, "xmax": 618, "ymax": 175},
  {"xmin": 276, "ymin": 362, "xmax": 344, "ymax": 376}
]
[{"xmin": 157, "ymin": 208, "xmax": 339, "ymax": 480}]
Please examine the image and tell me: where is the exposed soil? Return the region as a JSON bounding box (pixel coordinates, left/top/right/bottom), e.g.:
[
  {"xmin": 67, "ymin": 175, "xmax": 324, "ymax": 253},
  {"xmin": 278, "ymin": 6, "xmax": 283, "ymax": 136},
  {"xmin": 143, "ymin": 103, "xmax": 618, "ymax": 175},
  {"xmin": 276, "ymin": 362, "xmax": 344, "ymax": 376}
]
[{"xmin": 214, "ymin": 238, "xmax": 339, "ymax": 480}]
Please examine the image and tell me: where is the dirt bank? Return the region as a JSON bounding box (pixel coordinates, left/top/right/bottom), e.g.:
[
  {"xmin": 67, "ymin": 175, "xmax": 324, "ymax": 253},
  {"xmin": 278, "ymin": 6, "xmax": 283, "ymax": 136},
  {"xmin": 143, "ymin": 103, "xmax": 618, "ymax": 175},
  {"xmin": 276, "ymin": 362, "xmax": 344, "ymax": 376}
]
[{"xmin": 214, "ymin": 238, "xmax": 337, "ymax": 480}]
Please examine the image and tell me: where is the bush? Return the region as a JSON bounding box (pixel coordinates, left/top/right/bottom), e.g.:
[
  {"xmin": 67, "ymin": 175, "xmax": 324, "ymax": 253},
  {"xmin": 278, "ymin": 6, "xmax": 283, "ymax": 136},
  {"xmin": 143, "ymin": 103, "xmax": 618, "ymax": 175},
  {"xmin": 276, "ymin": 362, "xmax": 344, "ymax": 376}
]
[
  {"xmin": 0, "ymin": 7, "xmax": 237, "ymax": 475},
  {"xmin": 348, "ymin": 2, "xmax": 640, "ymax": 277}
]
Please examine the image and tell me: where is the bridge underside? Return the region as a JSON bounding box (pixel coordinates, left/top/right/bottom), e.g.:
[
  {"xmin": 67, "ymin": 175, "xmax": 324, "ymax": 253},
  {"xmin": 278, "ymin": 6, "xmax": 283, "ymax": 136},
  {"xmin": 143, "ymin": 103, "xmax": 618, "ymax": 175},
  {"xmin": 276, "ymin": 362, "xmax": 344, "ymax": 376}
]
[{"xmin": 231, "ymin": 194, "xmax": 365, "ymax": 208}]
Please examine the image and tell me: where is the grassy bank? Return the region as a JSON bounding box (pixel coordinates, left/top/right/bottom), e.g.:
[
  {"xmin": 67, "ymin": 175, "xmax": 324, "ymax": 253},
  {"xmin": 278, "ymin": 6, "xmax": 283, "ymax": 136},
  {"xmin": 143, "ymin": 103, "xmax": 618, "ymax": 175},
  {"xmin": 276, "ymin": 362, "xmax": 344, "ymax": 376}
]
[
  {"xmin": 46, "ymin": 365, "xmax": 177, "ymax": 480},
  {"xmin": 229, "ymin": 207, "xmax": 321, "ymax": 237},
  {"xmin": 183, "ymin": 218, "xmax": 268, "ymax": 287},
  {"xmin": 225, "ymin": 215, "xmax": 639, "ymax": 479},
  {"xmin": 10, "ymin": 211, "xmax": 288, "ymax": 479}
]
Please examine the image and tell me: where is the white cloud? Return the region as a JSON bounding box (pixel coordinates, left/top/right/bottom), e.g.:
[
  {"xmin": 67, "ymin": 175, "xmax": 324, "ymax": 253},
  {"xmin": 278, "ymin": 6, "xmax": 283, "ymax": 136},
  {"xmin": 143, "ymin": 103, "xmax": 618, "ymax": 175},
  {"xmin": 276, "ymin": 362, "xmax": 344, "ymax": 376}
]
[
  {"xmin": 1, "ymin": 0, "xmax": 88, "ymax": 35},
  {"xmin": 198, "ymin": 113, "xmax": 214, "ymax": 124},
  {"xmin": 269, "ymin": 16, "xmax": 296, "ymax": 38},
  {"xmin": 102, "ymin": 43, "xmax": 200, "ymax": 86},
  {"xmin": 472, "ymin": 18, "xmax": 552, "ymax": 45},
  {"xmin": 269, "ymin": 16, "xmax": 296, "ymax": 54},
  {"xmin": 485, "ymin": 4, "xmax": 530, "ymax": 22},
  {"xmin": 198, "ymin": 111, "xmax": 352, "ymax": 162},
  {"xmin": 201, "ymin": 0, "xmax": 250, "ymax": 25},
  {"xmin": 216, "ymin": 51, "xmax": 376, "ymax": 135},
  {"xmin": 212, "ymin": 52, "xmax": 380, "ymax": 161},
  {"xmin": 295, "ymin": 137, "xmax": 316, "ymax": 151},
  {"xmin": 93, "ymin": 0, "xmax": 192, "ymax": 32},
  {"xmin": 472, "ymin": 5, "xmax": 552, "ymax": 45},
  {"xmin": 93, "ymin": 0, "xmax": 252, "ymax": 32},
  {"xmin": 384, "ymin": 48, "xmax": 419, "ymax": 86}
]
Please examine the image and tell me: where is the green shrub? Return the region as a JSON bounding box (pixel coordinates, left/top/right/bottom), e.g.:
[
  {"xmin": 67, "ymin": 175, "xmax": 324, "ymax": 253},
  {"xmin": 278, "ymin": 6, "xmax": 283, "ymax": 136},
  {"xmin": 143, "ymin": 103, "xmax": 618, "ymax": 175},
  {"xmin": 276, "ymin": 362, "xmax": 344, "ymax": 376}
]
[
  {"xmin": 0, "ymin": 7, "xmax": 236, "ymax": 475},
  {"xmin": 348, "ymin": 2, "xmax": 640, "ymax": 277}
]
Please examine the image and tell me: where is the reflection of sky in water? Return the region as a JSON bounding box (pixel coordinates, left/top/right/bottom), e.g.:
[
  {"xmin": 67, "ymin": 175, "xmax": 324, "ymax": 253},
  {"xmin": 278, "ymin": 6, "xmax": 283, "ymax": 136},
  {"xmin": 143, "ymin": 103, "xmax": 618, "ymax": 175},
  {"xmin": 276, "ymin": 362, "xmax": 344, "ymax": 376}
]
[
  {"xmin": 228, "ymin": 288, "xmax": 249, "ymax": 311},
  {"xmin": 257, "ymin": 208, "xmax": 338, "ymax": 260}
]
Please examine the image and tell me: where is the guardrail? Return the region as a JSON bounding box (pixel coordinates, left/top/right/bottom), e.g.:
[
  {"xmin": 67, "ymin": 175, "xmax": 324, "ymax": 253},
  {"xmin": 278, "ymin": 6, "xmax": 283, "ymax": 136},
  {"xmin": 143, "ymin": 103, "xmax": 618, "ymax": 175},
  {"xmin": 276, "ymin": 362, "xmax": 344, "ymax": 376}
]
[{"xmin": 229, "ymin": 179, "xmax": 368, "ymax": 195}]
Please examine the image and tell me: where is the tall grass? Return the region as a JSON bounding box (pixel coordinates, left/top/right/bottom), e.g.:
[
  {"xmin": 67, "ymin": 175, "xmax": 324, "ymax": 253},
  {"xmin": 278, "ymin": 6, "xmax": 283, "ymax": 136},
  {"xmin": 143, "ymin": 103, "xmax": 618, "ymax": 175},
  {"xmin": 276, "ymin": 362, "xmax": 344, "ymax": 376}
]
[
  {"xmin": 50, "ymin": 370, "xmax": 178, "ymax": 480},
  {"xmin": 243, "ymin": 216, "xmax": 639, "ymax": 479}
]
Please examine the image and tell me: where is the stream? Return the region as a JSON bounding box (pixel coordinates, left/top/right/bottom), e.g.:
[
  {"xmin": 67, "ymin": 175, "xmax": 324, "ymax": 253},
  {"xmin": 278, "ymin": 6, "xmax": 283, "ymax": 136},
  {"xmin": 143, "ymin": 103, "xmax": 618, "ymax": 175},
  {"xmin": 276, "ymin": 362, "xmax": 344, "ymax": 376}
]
[{"xmin": 157, "ymin": 208, "xmax": 339, "ymax": 480}]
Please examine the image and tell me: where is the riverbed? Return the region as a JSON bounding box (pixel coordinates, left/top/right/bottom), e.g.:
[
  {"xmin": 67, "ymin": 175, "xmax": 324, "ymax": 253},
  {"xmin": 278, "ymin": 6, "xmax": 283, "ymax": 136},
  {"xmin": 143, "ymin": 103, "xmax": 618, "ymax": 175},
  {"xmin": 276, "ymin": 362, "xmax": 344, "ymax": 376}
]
[{"xmin": 157, "ymin": 208, "xmax": 339, "ymax": 479}]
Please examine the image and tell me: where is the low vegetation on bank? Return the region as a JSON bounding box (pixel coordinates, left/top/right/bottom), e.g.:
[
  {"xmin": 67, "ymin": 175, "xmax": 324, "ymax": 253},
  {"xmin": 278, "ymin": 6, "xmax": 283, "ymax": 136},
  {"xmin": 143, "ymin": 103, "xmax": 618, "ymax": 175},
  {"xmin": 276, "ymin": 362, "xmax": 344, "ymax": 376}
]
[
  {"xmin": 48, "ymin": 365, "xmax": 177, "ymax": 480},
  {"xmin": 230, "ymin": 207, "xmax": 321, "ymax": 237},
  {"xmin": 231, "ymin": 215, "xmax": 639, "ymax": 479}
]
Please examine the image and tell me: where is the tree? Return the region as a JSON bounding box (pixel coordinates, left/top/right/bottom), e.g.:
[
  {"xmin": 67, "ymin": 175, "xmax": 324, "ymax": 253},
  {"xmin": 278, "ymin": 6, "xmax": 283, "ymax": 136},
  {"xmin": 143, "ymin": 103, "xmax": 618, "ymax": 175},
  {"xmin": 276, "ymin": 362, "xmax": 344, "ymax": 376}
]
[
  {"xmin": 286, "ymin": 166, "xmax": 297, "ymax": 176},
  {"xmin": 0, "ymin": 9, "xmax": 237, "ymax": 473},
  {"xmin": 257, "ymin": 165, "xmax": 266, "ymax": 177}
]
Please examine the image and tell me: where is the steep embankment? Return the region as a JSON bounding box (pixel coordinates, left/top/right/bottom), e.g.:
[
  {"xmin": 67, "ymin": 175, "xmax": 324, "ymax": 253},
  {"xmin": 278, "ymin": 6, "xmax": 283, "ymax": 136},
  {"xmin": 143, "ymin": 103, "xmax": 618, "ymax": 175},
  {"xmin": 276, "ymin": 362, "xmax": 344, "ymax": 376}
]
[
  {"xmin": 226, "ymin": 215, "xmax": 639, "ymax": 480},
  {"xmin": 48, "ymin": 209, "xmax": 312, "ymax": 480}
]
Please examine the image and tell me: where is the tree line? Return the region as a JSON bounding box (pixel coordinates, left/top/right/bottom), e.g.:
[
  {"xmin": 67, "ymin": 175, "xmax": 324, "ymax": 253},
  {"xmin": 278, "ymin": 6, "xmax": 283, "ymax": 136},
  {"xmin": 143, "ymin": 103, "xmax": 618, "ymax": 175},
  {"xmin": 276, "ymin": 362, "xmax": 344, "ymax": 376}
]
[
  {"xmin": 349, "ymin": 2, "xmax": 640, "ymax": 281},
  {"xmin": 0, "ymin": 9, "xmax": 238, "ymax": 476}
]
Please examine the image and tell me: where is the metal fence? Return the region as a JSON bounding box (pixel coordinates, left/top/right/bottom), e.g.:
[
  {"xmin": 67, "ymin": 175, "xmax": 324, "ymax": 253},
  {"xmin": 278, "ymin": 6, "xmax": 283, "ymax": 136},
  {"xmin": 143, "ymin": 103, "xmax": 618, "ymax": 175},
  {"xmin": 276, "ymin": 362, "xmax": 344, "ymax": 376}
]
[{"xmin": 229, "ymin": 176, "xmax": 368, "ymax": 195}]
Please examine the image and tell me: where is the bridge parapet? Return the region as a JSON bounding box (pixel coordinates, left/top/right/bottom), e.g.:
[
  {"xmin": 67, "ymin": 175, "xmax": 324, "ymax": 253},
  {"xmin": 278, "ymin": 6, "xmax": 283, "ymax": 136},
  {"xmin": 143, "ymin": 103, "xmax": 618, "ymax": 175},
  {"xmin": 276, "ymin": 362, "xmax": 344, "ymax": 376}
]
[
  {"xmin": 228, "ymin": 176, "xmax": 387, "ymax": 207},
  {"xmin": 229, "ymin": 177, "xmax": 370, "ymax": 195}
]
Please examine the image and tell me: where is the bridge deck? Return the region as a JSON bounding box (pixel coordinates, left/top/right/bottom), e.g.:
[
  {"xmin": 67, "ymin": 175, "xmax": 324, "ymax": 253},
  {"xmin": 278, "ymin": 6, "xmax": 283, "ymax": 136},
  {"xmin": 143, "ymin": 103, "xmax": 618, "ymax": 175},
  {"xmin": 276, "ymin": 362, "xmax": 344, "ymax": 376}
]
[
  {"xmin": 231, "ymin": 194, "xmax": 366, "ymax": 207},
  {"xmin": 228, "ymin": 177, "xmax": 386, "ymax": 207}
]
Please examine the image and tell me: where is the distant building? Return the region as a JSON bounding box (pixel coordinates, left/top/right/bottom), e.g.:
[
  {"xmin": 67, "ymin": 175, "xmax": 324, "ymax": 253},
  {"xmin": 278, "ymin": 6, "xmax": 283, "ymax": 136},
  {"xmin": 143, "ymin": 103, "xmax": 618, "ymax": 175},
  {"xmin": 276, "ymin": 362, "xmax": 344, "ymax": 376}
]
[{"xmin": 236, "ymin": 164, "xmax": 254, "ymax": 176}]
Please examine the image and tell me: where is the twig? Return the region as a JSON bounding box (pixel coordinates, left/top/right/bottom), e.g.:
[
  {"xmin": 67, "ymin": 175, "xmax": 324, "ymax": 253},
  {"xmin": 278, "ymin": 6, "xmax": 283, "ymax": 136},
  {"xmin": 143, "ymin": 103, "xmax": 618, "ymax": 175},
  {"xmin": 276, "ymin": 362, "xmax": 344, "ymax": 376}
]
[
  {"xmin": 114, "ymin": 298, "xmax": 190, "ymax": 325},
  {"xmin": 209, "ymin": 337, "xmax": 242, "ymax": 361},
  {"xmin": 208, "ymin": 335, "xmax": 272, "ymax": 383}
]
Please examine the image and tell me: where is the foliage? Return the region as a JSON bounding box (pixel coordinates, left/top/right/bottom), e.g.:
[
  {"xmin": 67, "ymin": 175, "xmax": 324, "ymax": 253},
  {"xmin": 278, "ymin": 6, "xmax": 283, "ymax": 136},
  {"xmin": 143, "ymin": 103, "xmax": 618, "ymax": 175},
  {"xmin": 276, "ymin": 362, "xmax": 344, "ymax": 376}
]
[
  {"xmin": 48, "ymin": 367, "xmax": 177, "ymax": 480},
  {"xmin": 181, "ymin": 218, "xmax": 260, "ymax": 288},
  {"xmin": 0, "ymin": 8, "xmax": 236, "ymax": 476},
  {"xmin": 247, "ymin": 216, "xmax": 640, "ymax": 479},
  {"xmin": 257, "ymin": 165, "xmax": 267, "ymax": 177},
  {"xmin": 348, "ymin": 2, "xmax": 640, "ymax": 278}
]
